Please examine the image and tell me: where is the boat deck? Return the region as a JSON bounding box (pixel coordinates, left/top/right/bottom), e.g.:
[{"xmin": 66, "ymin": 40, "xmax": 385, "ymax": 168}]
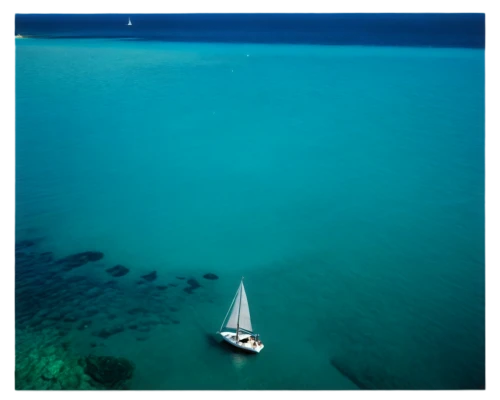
[{"xmin": 220, "ymin": 332, "xmax": 264, "ymax": 353}]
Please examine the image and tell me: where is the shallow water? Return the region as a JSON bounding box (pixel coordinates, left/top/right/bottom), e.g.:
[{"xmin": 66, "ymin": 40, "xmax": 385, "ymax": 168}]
[{"xmin": 15, "ymin": 39, "xmax": 484, "ymax": 389}]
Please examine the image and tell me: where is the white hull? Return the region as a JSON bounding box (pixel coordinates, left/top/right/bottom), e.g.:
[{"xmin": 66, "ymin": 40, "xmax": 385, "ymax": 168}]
[{"xmin": 220, "ymin": 331, "xmax": 264, "ymax": 353}]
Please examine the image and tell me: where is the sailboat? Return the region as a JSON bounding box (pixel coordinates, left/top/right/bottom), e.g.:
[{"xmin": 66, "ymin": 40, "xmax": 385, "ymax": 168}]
[
  {"xmin": 218, "ymin": 278, "xmax": 264, "ymax": 353},
  {"xmin": 127, "ymin": 17, "xmax": 132, "ymax": 26}
]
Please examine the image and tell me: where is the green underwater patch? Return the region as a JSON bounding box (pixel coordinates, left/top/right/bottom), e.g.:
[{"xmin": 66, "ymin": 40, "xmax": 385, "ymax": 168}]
[{"xmin": 15, "ymin": 327, "xmax": 135, "ymax": 390}]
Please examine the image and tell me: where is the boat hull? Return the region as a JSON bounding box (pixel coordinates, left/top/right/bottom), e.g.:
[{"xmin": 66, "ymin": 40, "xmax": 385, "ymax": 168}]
[{"xmin": 220, "ymin": 331, "xmax": 264, "ymax": 353}]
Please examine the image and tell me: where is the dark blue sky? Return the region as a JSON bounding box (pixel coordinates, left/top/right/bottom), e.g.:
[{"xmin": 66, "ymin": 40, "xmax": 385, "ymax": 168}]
[{"xmin": 15, "ymin": 14, "xmax": 485, "ymax": 48}]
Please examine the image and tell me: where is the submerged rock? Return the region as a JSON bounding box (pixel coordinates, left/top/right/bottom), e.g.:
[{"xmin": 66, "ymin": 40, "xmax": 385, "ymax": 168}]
[
  {"xmin": 203, "ymin": 273, "xmax": 219, "ymax": 280},
  {"xmin": 106, "ymin": 265, "xmax": 129, "ymax": 278},
  {"xmin": 94, "ymin": 325, "xmax": 125, "ymax": 339},
  {"xmin": 187, "ymin": 278, "xmax": 201, "ymax": 288},
  {"xmin": 84, "ymin": 355, "xmax": 135, "ymax": 390},
  {"xmin": 184, "ymin": 278, "xmax": 201, "ymax": 294},
  {"xmin": 156, "ymin": 285, "xmax": 168, "ymax": 291},
  {"xmin": 141, "ymin": 271, "xmax": 157, "ymax": 282},
  {"xmin": 55, "ymin": 251, "xmax": 104, "ymax": 271}
]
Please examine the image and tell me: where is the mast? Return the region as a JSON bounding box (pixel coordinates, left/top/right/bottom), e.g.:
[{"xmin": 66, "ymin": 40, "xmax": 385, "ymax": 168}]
[{"xmin": 236, "ymin": 277, "xmax": 243, "ymax": 341}]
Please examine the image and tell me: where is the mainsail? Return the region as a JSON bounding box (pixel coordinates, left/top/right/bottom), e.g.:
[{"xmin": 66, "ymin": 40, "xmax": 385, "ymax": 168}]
[{"xmin": 224, "ymin": 281, "xmax": 253, "ymax": 332}]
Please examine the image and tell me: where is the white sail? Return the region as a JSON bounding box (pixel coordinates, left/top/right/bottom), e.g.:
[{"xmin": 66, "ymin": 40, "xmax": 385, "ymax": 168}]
[
  {"xmin": 239, "ymin": 282, "xmax": 253, "ymax": 332},
  {"xmin": 128, "ymin": 18, "xmax": 132, "ymax": 26},
  {"xmin": 224, "ymin": 281, "xmax": 253, "ymax": 332},
  {"xmin": 225, "ymin": 284, "xmax": 241, "ymax": 330}
]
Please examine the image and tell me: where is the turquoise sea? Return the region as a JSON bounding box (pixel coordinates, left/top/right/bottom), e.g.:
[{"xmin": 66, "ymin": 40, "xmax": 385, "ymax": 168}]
[{"xmin": 15, "ymin": 38, "xmax": 484, "ymax": 389}]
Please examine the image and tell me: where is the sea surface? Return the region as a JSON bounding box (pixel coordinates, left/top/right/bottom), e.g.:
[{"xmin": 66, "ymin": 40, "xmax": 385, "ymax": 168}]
[{"xmin": 15, "ymin": 15, "xmax": 485, "ymax": 390}]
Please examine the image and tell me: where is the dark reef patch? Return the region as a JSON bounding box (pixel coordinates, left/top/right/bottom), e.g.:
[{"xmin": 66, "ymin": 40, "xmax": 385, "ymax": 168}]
[
  {"xmin": 15, "ymin": 240, "xmax": 36, "ymax": 251},
  {"xmin": 187, "ymin": 278, "xmax": 200, "ymax": 287},
  {"xmin": 84, "ymin": 355, "xmax": 135, "ymax": 390},
  {"xmin": 55, "ymin": 251, "xmax": 104, "ymax": 271},
  {"xmin": 105, "ymin": 265, "xmax": 129, "ymax": 277},
  {"xmin": 94, "ymin": 325, "xmax": 125, "ymax": 339},
  {"xmin": 183, "ymin": 278, "xmax": 201, "ymax": 294},
  {"xmin": 141, "ymin": 271, "xmax": 157, "ymax": 282},
  {"xmin": 156, "ymin": 285, "xmax": 168, "ymax": 291},
  {"xmin": 203, "ymin": 273, "xmax": 219, "ymax": 280}
]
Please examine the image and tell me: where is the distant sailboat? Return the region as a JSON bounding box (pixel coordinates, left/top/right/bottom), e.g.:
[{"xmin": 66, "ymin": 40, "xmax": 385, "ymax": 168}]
[
  {"xmin": 218, "ymin": 278, "xmax": 264, "ymax": 353},
  {"xmin": 127, "ymin": 17, "xmax": 132, "ymax": 26}
]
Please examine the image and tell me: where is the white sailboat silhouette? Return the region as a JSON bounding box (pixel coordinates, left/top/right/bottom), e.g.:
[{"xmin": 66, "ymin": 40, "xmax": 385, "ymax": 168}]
[
  {"xmin": 127, "ymin": 17, "xmax": 132, "ymax": 26},
  {"xmin": 218, "ymin": 278, "xmax": 264, "ymax": 353}
]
